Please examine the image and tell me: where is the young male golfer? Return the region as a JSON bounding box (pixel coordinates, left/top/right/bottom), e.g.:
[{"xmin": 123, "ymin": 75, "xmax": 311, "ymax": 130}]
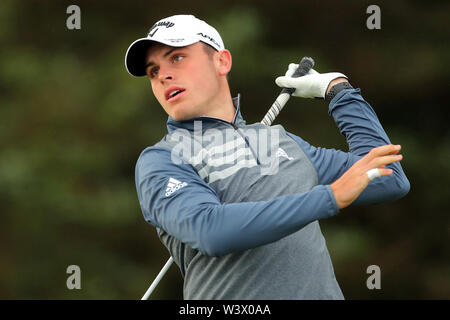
[{"xmin": 125, "ymin": 14, "xmax": 410, "ymax": 299}]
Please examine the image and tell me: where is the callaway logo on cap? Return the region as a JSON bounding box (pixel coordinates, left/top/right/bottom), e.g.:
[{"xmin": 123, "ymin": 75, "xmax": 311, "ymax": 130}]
[{"xmin": 125, "ymin": 14, "xmax": 225, "ymax": 77}]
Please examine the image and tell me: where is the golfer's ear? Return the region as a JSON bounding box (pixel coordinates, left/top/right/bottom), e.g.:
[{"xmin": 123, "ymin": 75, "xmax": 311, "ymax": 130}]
[{"xmin": 216, "ymin": 49, "xmax": 232, "ymax": 76}]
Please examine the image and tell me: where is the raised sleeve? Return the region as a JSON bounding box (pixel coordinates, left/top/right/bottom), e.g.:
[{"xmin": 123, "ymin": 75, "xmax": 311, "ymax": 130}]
[{"xmin": 286, "ymin": 88, "xmax": 410, "ymax": 206}]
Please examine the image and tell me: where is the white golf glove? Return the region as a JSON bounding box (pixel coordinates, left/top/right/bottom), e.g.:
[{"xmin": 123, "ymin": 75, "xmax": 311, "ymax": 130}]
[{"xmin": 275, "ymin": 63, "xmax": 348, "ymax": 99}]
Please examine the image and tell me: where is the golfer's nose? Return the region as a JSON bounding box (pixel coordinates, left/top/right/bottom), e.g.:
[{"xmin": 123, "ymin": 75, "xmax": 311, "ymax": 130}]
[{"xmin": 158, "ymin": 67, "xmax": 174, "ymax": 82}]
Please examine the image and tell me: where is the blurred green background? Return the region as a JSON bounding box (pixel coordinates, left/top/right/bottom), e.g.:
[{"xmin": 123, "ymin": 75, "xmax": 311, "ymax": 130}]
[{"xmin": 0, "ymin": 0, "xmax": 448, "ymax": 299}]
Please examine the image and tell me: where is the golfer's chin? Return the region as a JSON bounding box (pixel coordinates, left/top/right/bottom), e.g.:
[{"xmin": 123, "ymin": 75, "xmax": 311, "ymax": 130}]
[{"xmin": 167, "ymin": 104, "xmax": 199, "ymax": 122}]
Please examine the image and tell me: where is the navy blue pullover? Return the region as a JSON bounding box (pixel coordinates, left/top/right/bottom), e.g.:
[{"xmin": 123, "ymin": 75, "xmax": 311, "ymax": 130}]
[{"xmin": 135, "ymin": 88, "xmax": 410, "ymax": 299}]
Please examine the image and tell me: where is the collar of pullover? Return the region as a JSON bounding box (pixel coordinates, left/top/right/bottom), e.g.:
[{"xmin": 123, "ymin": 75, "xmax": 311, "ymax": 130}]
[{"xmin": 166, "ymin": 94, "xmax": 246, "ymax": 133}]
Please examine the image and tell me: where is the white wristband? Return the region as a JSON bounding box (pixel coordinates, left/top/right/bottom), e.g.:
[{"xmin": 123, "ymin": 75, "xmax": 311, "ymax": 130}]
[{"xmin": 367, "ymin": 168, "xmax": 381, "ymax": 181}]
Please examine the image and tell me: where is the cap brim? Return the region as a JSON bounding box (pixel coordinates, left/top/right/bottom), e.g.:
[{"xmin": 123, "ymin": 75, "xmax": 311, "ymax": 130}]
[
  {"xmin": 125, "ymin": 38, "xmax": 156, "ymax": 77},
  {"xmin": 125, "ymin": 37, "xmax": 200, "ymax": 77}
]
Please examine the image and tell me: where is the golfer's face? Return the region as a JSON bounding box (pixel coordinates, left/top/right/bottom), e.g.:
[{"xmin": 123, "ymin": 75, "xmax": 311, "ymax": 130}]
[{"xmin": 145, "ymin": 42, "xmax": 221, "ymax": 121}]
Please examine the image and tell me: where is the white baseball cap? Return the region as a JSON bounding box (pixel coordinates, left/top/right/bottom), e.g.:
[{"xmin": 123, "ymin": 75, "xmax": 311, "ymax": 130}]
[{"xmin": 125, "ymin": 14, "xmax": 225, "ymax": 77}]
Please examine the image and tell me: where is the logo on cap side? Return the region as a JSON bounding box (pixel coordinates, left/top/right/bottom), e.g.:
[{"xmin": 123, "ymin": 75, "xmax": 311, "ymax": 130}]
[{"xmin": 197, "ymin": 33, "xmax": 220, "ymax": 49}]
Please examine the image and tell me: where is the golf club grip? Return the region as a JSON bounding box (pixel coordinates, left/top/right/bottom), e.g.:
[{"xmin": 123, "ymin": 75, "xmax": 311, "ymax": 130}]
[
  {"xmin": 281, "ymin": 57, "xmax": 315, "ymax": 95},
  {"xmin": 261, "ymin": 57, "xmax": 315, "ymax": 126}
]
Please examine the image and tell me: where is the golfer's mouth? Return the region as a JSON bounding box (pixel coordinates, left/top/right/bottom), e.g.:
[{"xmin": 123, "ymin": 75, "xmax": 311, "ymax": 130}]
[{"xmin": 165, "ymin": 87, "xmax": 186, "ymax": 102}]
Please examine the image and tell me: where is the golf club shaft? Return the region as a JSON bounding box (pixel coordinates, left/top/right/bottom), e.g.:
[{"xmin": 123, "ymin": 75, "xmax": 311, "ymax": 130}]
[
  {"xmin": 141, "ymin": 256, "xmax": 174, "ymax": 300},
  {"xmin": 261, "ymin": 57, "xmax": 314, "ymax": 126}
]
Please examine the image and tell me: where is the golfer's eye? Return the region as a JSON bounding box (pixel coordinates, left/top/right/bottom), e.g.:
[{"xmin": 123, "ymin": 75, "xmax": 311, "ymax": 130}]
[
  {"xmin": 149, "ymin": 67, "xmax": 159, "ymax": 78},
  {"xmin": 172, "ymin": 54, "xmax": 184, "ymax": 63}
]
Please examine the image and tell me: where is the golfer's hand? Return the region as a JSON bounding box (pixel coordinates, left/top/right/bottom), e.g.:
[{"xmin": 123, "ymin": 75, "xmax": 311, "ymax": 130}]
[
  {"xmin": 330, "ymin": 144, "xmax": 403, "ymax": 209},
  {"xmin": 275, "ymin": 63, "xmax": 348, "ymax": 99}
]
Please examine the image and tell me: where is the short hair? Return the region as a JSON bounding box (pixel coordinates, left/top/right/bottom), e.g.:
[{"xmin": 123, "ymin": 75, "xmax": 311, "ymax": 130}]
[
  {"xmin": 201, "ymin": 42, "xmax": 230, "ymax": 81},
  {"xmin": 201, "ymin": 42, "xmax": 217, "ymax": 58}
]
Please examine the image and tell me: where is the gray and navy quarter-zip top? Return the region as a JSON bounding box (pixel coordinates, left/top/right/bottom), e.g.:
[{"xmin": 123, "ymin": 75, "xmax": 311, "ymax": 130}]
[{"xmin": 135, "ymin": 88, "xmax": 410, "ymax": 299}]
